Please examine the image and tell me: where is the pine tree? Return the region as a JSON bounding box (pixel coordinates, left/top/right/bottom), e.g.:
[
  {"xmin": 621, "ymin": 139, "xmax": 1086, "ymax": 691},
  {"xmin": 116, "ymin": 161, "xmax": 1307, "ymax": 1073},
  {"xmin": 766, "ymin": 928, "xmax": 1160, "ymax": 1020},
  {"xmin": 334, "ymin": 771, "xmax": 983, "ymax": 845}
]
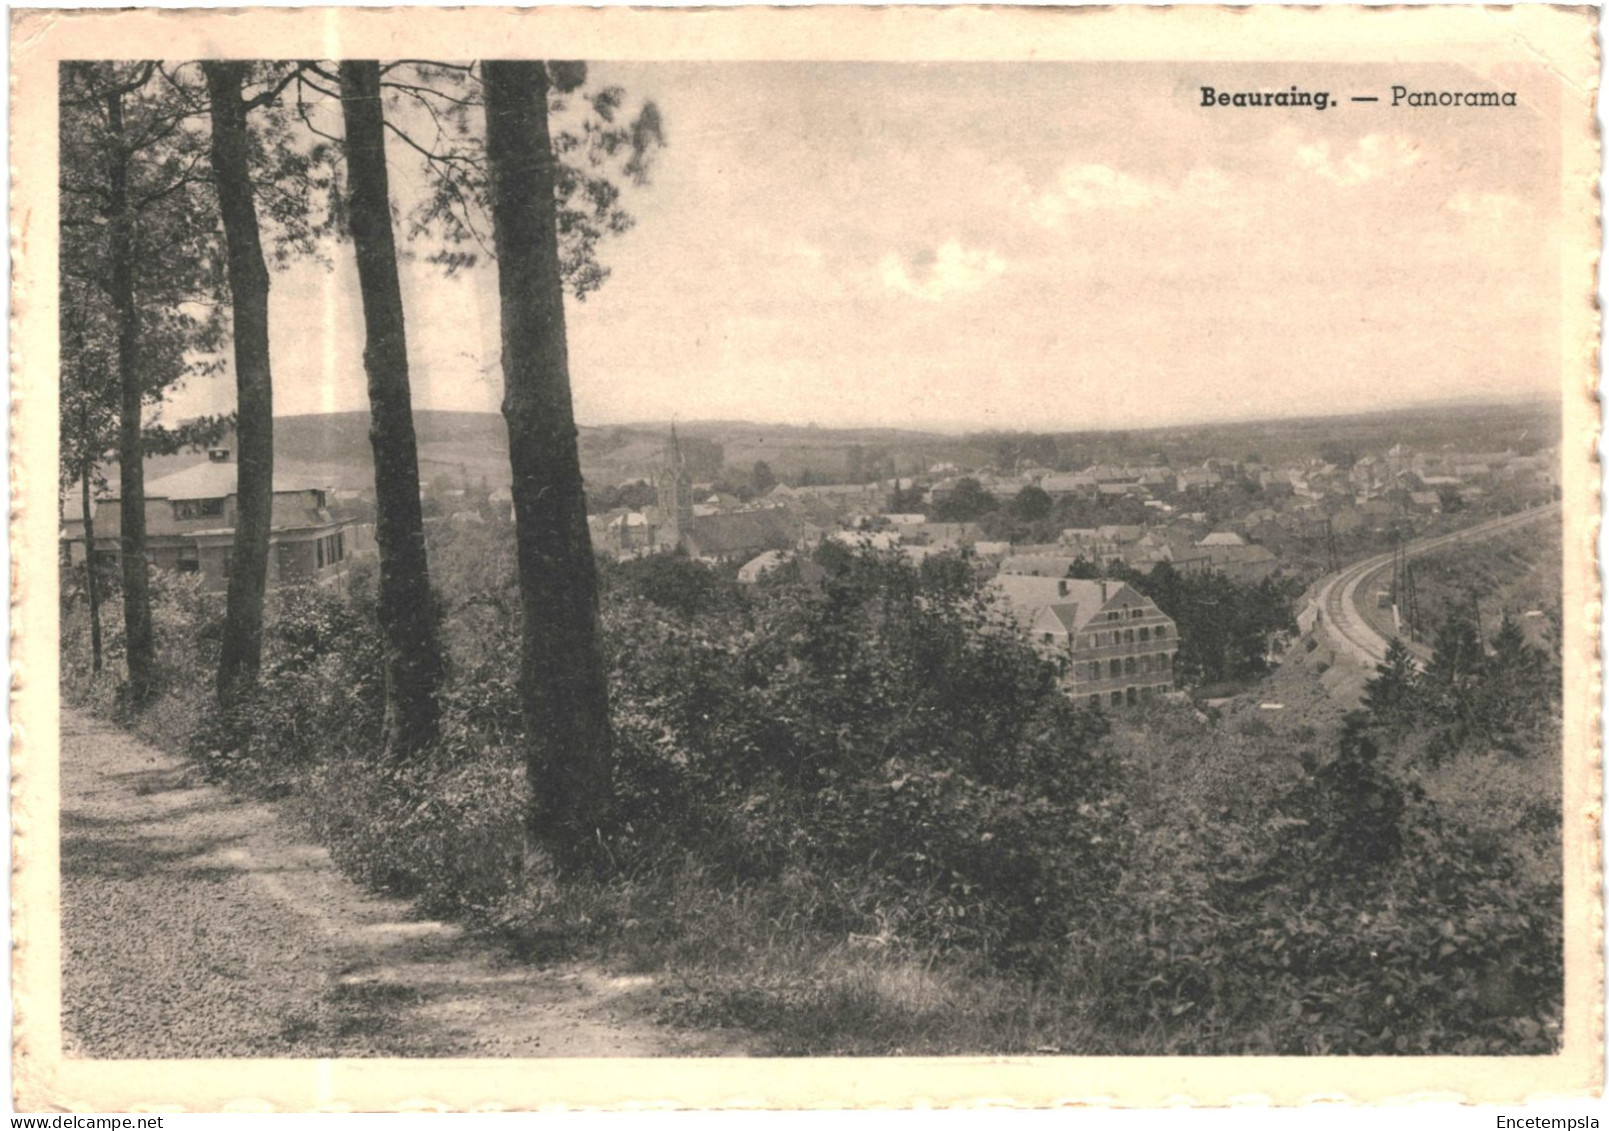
[
  {"xmin": 204, "ymin": 61, "xmax": 278, "ymax": 704},
  {"xmin": 60, "ymin": 63, "xmax": 224, "ymax": 703},
  {"xmin": 1422, "ymin": 610, "xmax": 1485, "ymax": 729},
  {"xmin": 483, "ymin": 60, "xmax": 617, "ymax": 872},
  {"xmin": 338, "ymin": 60, "xmax": 443, "ymax": 754},
  {"xmin": 1362, "ymin": 636, "xmax": 1420, "ymax": 733},
  {"xmin": 1481, "ymin": 612, "xmax": 1550, "ymax": 734}
]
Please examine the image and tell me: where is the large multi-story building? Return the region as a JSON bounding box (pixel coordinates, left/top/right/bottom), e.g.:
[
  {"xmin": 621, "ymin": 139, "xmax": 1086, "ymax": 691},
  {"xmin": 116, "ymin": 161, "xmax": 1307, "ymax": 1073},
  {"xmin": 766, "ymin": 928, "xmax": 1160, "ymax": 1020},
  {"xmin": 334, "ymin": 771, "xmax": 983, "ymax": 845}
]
[
  {"xmin": 989, "ymin": 575, "xmax": 1179, "ymax": 709},
  {"xmin": 61, "ymin": 448, "xmax": 350, "ymax": 593}
]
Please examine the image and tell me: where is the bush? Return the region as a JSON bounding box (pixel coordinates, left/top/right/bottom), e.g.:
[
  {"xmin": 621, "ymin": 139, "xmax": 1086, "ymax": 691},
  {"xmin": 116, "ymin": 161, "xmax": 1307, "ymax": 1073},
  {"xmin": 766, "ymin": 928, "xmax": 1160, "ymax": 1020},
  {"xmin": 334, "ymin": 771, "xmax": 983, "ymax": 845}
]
[
  {"xmin": 299, "ymin": 747, "xmax": 528, "ymax": 920},
  {"xmin": 57, "ymin": 538, "xmax": 1561, "ymax": 1055},
  {"xmin": 188, "ymin": 579, "xmax": 385, "ymax": 782},
  {"xmin": 605, "ymin": 549, "xmax": 1124, "ymax": 967},
  {"xmin": 1086, "ymin": 715, "xmax": 1561, "ymax": 1054}
]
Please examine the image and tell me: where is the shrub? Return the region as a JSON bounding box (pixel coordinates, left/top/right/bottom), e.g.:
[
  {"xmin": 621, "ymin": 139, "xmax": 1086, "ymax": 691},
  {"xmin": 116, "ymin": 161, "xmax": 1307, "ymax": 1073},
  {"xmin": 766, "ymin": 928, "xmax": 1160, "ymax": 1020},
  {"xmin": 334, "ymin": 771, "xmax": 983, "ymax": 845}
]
[
  {"xmin": 188, "ymin": 578, "xmax": 385, "ymax": 781},
  {"xmin": 300, "ymin": 747, "xmax": 528, "ymax": 920},
  {"xmin": 1087, "ymin": 717, "xmax": 1561, "ymax": 1054},
  {"xmin": 605, "ymin": 549, "xmax": 1125, "ymax": 967}
]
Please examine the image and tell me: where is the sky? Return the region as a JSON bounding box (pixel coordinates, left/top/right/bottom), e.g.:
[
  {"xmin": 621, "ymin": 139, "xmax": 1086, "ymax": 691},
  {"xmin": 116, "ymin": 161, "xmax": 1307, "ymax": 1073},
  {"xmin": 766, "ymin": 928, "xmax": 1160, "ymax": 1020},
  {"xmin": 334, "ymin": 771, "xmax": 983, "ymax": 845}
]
[{"xmin": 160, "ymin": 60, "xmax": 1564, "ymax": 433}]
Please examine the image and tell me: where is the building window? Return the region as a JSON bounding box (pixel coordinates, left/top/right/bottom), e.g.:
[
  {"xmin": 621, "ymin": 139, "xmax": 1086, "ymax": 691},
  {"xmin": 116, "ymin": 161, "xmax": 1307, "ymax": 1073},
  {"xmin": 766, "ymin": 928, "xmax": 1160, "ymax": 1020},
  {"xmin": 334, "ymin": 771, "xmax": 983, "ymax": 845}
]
[
  {"xmin": 1126, "ymin": 687, "xmax": 1137, "ymax": 706},
  {"xmin": 1124, "ymin": 629, "xmax": 1134, "ymax": 643},
  {"xmin": 1089, "ymin": 695, "xmax": 1101, "ymax": 710},
  {"xmin": 1140, "ymin": 655, "xmax": 1152, "ymax": 674},
  {"xmin": 1042, "ymin": 632, "xmax": 1053, "ymax": 643},
  {"xmin": 1109, "ymin": 659, "xmax": 1121, "ymax": 678},
  {"xmin": 317, "ymin": 532, "xmax": 345, "ymax": 569},
  {"xmin": 1139, "ymin": 626, "xmax": 1150, "ymax": 642},
  {"xmin": 1155, "ymin": 625, "xmax": 1167, "ymax": 638},
  {"xmin": 173, "ymin": 498, "xmax": 225, "ymax": 521},
  {"xmin": 1111, "ymin": 691, "xmax": 1123, "ymax": 707},
  {"xmin": 1159, "ymin": 652, "xmax": 1171, "ymax": 669},
  {"xmin": 177, "ymin": 546, "xmax": 200, "ymax": 574},
  {"xmin": 1125, "ymin": 656, "xmax": 1136, "ymax": 675},
  {"xmin": 1132, "ymin": 608, "xmax": 1144, "ymax": 619},
  {"xmin": 1107, "ymin": 611, "xmax": 1120, "ymax": 622},
  {"xmin": 1090, "ymin": 661, "xmax": 1102, "ymax": 680},
  {"xmin": 1141, "ymin": 686, "xmax": 1153, "ymax": 700}
]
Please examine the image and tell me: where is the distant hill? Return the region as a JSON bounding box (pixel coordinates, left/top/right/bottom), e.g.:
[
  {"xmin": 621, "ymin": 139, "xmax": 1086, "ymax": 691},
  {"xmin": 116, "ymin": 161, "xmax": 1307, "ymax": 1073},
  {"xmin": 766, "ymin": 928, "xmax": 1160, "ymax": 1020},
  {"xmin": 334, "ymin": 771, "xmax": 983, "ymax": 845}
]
[
  {"xmin": 266, "ymin": 411, "xmax": 973, "ymax": 491},
  {"xmin": 116, "ymin": 397, "xmax": 1560, "ymax": 499}
]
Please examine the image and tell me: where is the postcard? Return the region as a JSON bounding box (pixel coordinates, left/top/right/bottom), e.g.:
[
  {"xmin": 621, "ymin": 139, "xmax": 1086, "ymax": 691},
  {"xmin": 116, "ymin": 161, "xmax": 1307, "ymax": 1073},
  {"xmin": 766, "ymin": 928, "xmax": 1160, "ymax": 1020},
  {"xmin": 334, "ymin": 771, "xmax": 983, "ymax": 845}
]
[{"xmin": 10, "ymin": 3, "xmax": 1601, "ymax": 1110}]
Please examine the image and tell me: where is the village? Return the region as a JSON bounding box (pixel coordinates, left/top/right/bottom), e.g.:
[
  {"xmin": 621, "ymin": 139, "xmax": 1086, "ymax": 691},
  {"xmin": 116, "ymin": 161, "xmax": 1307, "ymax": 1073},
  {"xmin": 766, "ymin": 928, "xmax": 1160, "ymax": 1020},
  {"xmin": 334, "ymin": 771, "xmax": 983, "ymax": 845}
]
[{"xmin": 60, "ymin": 421, "xmax": 1560, "ymax": 712}]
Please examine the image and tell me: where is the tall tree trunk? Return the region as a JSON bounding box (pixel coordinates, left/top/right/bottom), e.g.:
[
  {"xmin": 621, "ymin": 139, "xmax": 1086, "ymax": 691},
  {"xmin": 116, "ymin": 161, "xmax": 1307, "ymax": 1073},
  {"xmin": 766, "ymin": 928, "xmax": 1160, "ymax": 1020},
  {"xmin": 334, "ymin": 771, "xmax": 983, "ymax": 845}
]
[
  {"xmin": 338, "ymin": 60, "xmax": 442, "ymax": 754},
  {"xmin": 80, "ymin": 462, "xmax": 103, "ymax": 673},
  {"xmin": 105, "ymin": 86, "xmax": 154, "ymax": 703},
  {"xmin": 204, "ymin": 62, "xmax": 275, "ymax": 704},
  {"xmin": 483, "ymin": 61, "xmax": 614, "ymax": 871}
]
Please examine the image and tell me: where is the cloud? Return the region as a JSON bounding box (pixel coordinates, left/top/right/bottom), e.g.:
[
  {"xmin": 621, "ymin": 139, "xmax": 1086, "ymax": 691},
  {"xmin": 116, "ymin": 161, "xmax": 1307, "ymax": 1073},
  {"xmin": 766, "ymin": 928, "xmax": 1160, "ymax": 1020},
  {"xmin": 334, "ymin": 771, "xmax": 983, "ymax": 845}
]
[
  {"xmin": 1027, "ymin": 163, "xmax": 1164, "ymax": 227},
  {"xmin": 1294, "ymin": 134, "xmax": 1421, "ymax": 187},
  {"xmin": 879, "ymin": 240, "xmax": 1006, "ymax": 302},
  {"xmin": 1025, "ymin": 162, "xmax": 1233, "ymax": 229}
]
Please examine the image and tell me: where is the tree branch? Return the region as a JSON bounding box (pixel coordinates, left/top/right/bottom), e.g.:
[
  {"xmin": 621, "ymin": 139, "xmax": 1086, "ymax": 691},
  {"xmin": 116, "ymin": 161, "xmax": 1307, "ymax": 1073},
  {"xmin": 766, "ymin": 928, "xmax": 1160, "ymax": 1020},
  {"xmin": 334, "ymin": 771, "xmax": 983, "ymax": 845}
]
[{"xmin": 242, "ymin": 64, "xmax": 306, "ymax": 111}]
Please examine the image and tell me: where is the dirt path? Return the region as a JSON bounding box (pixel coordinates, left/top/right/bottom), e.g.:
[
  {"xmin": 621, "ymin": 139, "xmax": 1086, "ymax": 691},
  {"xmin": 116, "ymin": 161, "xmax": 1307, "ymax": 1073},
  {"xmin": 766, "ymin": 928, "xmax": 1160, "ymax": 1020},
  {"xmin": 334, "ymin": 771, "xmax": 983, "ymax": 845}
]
[{"xmin": 60, "ymin": 708, "xmax": 748, "ymax": 1058}]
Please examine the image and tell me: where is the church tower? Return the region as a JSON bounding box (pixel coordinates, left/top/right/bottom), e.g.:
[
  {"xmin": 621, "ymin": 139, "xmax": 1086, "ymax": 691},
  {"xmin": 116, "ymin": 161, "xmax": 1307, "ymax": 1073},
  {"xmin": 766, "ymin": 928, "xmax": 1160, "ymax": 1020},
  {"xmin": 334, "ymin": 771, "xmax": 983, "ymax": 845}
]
[{"xmin": 656, "ymin": 425, "xmax": 694, "ymax": 550}]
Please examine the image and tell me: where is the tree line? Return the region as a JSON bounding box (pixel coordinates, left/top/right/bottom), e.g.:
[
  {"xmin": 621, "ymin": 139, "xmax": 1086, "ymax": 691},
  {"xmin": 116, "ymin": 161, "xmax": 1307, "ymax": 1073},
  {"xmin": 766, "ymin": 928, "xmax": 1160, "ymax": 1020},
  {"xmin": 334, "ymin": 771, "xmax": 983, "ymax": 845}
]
[
  {"xmin": 60, "ymin": 59, "xmax": 662, "ymax": 870},
  {"xmin": 1362, "ymin": 608, "xmax": 1560, "ymax": 755}
]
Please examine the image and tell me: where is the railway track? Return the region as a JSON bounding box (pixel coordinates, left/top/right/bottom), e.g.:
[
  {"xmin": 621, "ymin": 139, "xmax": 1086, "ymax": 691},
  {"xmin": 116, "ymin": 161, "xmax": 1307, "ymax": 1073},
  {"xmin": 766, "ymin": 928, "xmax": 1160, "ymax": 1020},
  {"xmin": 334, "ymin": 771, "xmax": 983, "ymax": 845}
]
[{"xmin": 1308, "ymin": 502, "xmax": 1560, "ymax": 670}]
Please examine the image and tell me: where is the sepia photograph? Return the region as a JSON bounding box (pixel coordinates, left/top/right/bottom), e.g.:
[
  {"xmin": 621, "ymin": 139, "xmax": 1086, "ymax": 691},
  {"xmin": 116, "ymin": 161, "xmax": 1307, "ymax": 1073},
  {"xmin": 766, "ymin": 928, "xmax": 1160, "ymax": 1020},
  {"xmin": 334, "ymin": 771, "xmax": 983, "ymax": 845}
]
[{"xmin": 10, "ymin": 3, "xmax": 1601, "ymax": 1111}]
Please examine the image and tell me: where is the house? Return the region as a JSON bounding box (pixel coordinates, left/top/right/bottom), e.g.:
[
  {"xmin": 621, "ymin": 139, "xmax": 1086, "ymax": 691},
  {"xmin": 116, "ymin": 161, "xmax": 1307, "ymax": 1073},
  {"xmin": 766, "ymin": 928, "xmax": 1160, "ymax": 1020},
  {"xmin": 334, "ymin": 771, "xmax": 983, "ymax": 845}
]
[
  {"xmin": 830, "ymin": 529, "xmax": 901, "ymax": 552},
  {"xmin": 1197, "ymin": 531, "xmax": 1246, "ymax": 548},
  {"xmin": 1040, "ymin": 472, "xmax": 1097, "ymax": 498},
  {"xmin": 998, "ymin": 554, "xmax": 1086, "ymax": 578},
  {"xmin": 1203, "ymin": 543, "xmax": 1279, "ymax": 583},
  {"xmin": 682, "ymin": 510, "xmax": 798, "ymax": 562},
  {"xmin": 589, "ymin": 509, "xmax": 656, "ymax": 557},
  {"xmin": 1098, "ymin": 481, "xmax": 1147, "ymax": 498},
  {"xmin": 61, "ymin": 448, "xmax": 349, "ymax": 593},
  {"xmin": 989, "ymin": 575, "xmax": 1179, "ymax": 709},
  {"xmin": 1175, "ymin": 467, "xmax": 1223, "ymax": 493},
  {"xmin": 911, "ymin": 522, "xmax": 985, "ymax": 552},
  {"xmin": 738, "ymin": 549, "xmax": 827, "ymax": 586}
]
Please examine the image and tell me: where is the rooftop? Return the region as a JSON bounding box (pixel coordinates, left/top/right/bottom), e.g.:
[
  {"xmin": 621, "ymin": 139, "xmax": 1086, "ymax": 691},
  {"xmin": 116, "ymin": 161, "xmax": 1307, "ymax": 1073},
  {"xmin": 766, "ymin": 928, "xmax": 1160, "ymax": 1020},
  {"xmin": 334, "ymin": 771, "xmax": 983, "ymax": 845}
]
[{"xmin": 136, "ymin": 461, "xmax": 328, "ymax": 502}]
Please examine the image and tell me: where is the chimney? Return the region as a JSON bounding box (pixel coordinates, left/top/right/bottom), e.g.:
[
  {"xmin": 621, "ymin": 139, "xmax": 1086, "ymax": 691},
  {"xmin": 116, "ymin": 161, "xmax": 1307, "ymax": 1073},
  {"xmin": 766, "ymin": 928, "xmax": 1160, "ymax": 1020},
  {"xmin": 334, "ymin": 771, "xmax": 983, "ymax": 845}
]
[
  {"xmin": 1099, "ymin": 580, "xmax": 1109, "ymax": 601},
  {"xmin": 1058, "ymin": 579, "xmax": 1068, "ymax": 598}
]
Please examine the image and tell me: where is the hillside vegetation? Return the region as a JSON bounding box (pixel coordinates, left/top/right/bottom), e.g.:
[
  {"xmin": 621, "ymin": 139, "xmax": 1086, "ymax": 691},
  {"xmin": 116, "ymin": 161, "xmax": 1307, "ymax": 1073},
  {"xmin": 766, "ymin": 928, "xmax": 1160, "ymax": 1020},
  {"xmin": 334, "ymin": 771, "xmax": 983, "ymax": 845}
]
[
  {"xmin": 60, "ymin": 520, "xmax": 1561, "ymax": 1056},
  {"xmin": 1406, "ymin": 515, "xmax": 1564, "ymax": 657}
]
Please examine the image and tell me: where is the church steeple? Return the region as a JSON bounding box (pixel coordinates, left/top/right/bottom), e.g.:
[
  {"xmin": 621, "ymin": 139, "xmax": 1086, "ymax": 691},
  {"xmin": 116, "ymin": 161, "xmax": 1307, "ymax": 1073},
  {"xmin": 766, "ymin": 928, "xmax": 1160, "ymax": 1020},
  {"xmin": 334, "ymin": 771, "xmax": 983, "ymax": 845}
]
[{"xmin": 656, "ymin": 424, "xmax": 694, "ymax": 550}]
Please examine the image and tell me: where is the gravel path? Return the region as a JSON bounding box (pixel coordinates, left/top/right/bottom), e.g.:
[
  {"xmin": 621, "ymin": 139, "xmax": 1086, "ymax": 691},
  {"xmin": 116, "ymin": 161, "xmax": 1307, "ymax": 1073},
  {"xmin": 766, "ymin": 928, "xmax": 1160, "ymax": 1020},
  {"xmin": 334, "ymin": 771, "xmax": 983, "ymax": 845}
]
[{"xmin": 60, "ymin": 708, "xmax": 747, "ymax": 1058}]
